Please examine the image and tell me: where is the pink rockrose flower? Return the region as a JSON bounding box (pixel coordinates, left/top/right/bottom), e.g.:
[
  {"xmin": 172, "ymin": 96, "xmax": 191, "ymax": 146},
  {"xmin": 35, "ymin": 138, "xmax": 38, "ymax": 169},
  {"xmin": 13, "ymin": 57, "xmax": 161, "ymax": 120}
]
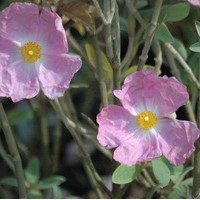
[
  {"xmin": 97, "ymin": 70, "xmax": 200, "ymax": 166},
  {"xmin": 187, "ymin": 0, "xmax": 200, "ymax": 7},
  {"xmin": 0, "ymin": 3, "xmax": 82, "ymax": 102}
]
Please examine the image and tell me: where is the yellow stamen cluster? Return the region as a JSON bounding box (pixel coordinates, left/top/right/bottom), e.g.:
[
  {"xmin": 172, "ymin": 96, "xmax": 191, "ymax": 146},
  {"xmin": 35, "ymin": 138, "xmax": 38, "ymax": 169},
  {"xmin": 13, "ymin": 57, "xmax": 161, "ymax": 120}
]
[
  {"xmin": 21, "ymin": 42, "xmax": 41, "ymax": 63},
  {"xmin": 137, "ymin": 111, "xmax": 157, "ymax": 130}
]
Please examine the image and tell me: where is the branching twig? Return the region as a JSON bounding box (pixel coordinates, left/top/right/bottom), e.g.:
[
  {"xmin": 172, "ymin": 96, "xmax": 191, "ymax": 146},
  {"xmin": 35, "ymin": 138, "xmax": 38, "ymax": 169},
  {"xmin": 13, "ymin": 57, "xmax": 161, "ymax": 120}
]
[
  {"xmin": 0, "ymin": 103, "xmax": 26, "ymax": 198},
  {"xmin": 164, "ymin": 43, "xmax": 200, "ymax": 89},
  {"xmin": 137, "ymin": 0, "xmax": 163, "ymax": 70}
]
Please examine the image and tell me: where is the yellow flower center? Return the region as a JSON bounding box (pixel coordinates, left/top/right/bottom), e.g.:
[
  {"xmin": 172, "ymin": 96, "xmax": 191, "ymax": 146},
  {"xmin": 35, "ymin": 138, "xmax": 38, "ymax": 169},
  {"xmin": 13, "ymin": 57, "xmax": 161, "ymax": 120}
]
[
  {"xmin": 21, "ymin": 42, "xmax": 41, "ymax": 63},
  {"xmin": 137, "ymin": 111, "xmax": 157, "ymax": 130}
]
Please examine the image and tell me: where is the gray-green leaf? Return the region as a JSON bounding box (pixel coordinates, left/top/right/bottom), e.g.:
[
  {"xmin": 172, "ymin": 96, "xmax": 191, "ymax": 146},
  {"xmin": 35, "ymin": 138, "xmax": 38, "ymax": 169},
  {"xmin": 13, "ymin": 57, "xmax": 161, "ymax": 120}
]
[
  {"xmin": 195, "ymin": 21, "xmax": 200, "ymax": 37},
  {"xmin": 155, "ymin": 23, "xmax": 174, "ymax": 43},
  {"xmin": 37, "ymin": 176, "xmax": 66, "ymax": 190},
  {"xmin": 112, "ymin": 164, "xmax": 138, "ymax": 184},
  {"xmin": 190, "ymin": 42, "xmax": 200, "ymax": 52},
  {"xmin": 152, "ymin": 158, "xmax": 171, "ymax": 188},
  {"xmin": 25, "ymin": 157, "xmax": 40, "ymax": 184},
  {"xmin": 0, "ymin": 177, "xmax": 18, "ymax": 187}
]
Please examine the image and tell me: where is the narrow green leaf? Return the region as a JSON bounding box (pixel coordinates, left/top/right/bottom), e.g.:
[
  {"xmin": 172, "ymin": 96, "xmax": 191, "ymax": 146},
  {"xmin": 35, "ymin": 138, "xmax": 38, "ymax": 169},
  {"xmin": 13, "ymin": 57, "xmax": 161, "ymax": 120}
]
[
  {"xmin": 112, "ymin": 164, "xmax": 138, "ymax": 184},
  {"xmin": 25, "ymin": 157, "xmax": 40, "ymax": 184},
  {"xmin": 37, "ymin": 176, "xmax": 66, "ymax": 190},
  {"xmin": 141, "ymin": 3, "xmax": 190, "ymax": 23},
  {"xmin": 0, "ymin": 177, "xmax": 18, "ymax": 187},
  {"xmin": 27, "ymin": 190, "xmax": 43, "ymax": 199},
  {"xmin": 7, "ymin": 110, "xmax": 33, "ymax": 125},
  {"xmin": 172, "ymin": 39, "xmax": 188, "ymax": 60},
  {"xmin": 190, "ymin": 42, "xmax": 200, "ymax": 52},
  {"xmin": 85, "ymin": 43, "xmax": 113, "ymax": 90},
  {"xmin": 52, "ymin": 186, "xmax": 63, "ymax": 199},
  {"xmin": 195, "ymin": 21, "xmax": 200, "ymax": 37},
  {"xmin": 155, "ymin": 23, "xmax": 174, "ymax": 43},
  {"xmin": 152, "ymin": 158, "xmax": 171, "ymax": 188},
  {"xmin": 159, "ymin": 3, "xmax": 190, "ymax": 22}
]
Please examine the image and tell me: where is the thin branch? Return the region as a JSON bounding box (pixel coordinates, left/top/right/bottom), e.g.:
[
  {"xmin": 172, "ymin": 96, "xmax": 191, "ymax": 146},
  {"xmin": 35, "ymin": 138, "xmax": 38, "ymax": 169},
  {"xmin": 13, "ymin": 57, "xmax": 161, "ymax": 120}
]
[
  {"xmin": 164, "ymin": 43, "xmax": 200, "ymax": 89},
  {"xmin": 0, "ymin": 103, "xmax": 26, "ymax": 198},
  {"xmin": 152, "ymin": 39, "xmax": 162, "ymax": 74},
  {"xmin": 51, "ymin": 99, "xmax": 112, "ymax": 198},
  {"xmin": 192, "ymin": 56, "xmax": 200, "ymax": 198},
  {"xmin": 137, "ymin": 0, "xmax": 163, "ymax": 70},
  {"xmin": 164, "ymin": 45, "xmax": 197, "ymax": 124},
  {"xmin": 93, "ymin": 36, "xmax": 109, "ymax": 107}
]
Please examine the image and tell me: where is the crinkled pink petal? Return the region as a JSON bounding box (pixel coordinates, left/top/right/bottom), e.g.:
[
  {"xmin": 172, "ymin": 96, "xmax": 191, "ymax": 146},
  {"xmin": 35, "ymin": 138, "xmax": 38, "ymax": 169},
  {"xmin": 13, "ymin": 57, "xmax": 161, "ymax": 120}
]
[
  {"xmin": 0, "ymin": 54, "xmax": 12, "ymax": 97},
  {"xmin": 39, "ymin": 54, "xmax": 82, "ymax": 99},
  {"xmin": 37, "ymin": 7, "xmax": 68, "ymax": 54},
  {"xmin": 113, "ymin": 136, "xmax": 161, "ymax": 166},
  {"xmin": 114, "ymin": 70, "xmax": 189, "ymax": 117},
  {"xmin": 0, "ymin": 36, "xmax": 21, "ymax": 62},
  {"xmin": 6, "ymin": 60, "xmax": 40, "ymax": 102},
  {"xmin": 0, "ymin": 3, "xmax": 39, "ymax": 43},
  {"xmin": 97, "ymin": 105, "xmax": 140, "ymax": 149},
  {"xmin": 157, "ymin": 118, "xmax": 200, "ymax": 165},
  {"xmin": 188, "ymin": 0, "xmax": 200, "ymax": 6}
]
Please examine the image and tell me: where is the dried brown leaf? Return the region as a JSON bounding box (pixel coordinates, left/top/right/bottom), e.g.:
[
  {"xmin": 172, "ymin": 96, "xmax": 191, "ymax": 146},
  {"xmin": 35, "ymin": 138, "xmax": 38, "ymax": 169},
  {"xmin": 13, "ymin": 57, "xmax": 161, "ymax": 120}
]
[{"xmin": 58, "ymin": 2, "xmax": 95, "ymax": 31}]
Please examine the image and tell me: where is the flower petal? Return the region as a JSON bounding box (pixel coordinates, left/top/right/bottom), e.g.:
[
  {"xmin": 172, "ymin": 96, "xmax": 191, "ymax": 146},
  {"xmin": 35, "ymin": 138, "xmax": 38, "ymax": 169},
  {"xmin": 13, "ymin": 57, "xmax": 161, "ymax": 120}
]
[
  {"xmin": 157, "ymin": 119, "xmax": 200, "ymax": 165},
  {"xmin": 0, "ymin": 3, "xmax": 39, "ymax": 43},
  {"xmin": 0, "ymin": 54, "xmax": 12, "ymax": 97},
  {"xmin": 187, "ymin": 0, "xmax": 200, "ymax": 7},
  {"xmin": 37, "ymin": 7, "xmax": 68, "ymax": 54},
  {"xmin": 39, "ymin": 54, "xmax": 81, "ymax": 99},
  {"xmin": 6, "ymin": 60, "xmax": 40, "ymax": 102},
  {"xmin": 0, "ymin": 36, "xmax": 21, "ymax": 62},
  {"xmin": 113, "ymin": 136, "xmax": 161, "ymax": 166},
  {"xmin": 97, "ymin": 105, "xmax": 140, "ymax": 149},
  {"xmin": 114, "ymin": 70, "xmax": 189, "ymax": 117}
]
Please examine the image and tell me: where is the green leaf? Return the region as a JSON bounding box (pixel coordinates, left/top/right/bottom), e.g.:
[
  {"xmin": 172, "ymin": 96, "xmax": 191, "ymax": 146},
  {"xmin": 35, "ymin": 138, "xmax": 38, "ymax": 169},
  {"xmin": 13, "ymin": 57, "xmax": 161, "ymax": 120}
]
[
  {"xmin": 155, "ymin": 23, "xmax": 174, "ymax": 43},
  {"xmin": 70, "ymin": 83, "xmax": 89, "ymax": 89},
  {"xmin": 112, "ymin": 164, "xmax": 138, "ymax": 184},
  {"xmin": 37, "ymin": 176, "xmax": 66, "ymax": 190},
  {"xmin": 152, "ymin": 158, "xmax": 171, "ymax": 188},
  {"xmin": 190, "ymin": 42, "xmax": 200, "ymax": 52},
  {"xmin": 170, "ymin": 165, "xmax": 184, "ymax": 184},
  {"xmin": 85, "ymin": 43, "xmax": 113, "ymax": 90},
  {"xmin": 195, "ymin": 21, "xmax": 200, "ymax": 37},
  {"xmin": 122, "ymin": 66, "xmax": 137, "ymax": 79},
  {"xmin": 25, "ymin": 157, "xmax": 40, "ymax": 184},
  {"xmin": 0, "ymin": 177, "xmax": 18, "ymax": 187},
  {"xmin": 7, "ymin": 110, "xmax": 33, "ymax": 126},
  {"xmin": 141, "ymin": 3, "xmax": 190, "ymax": 23},
  {"xmin": 52, "ymin": 186, "xmax": 63, "ymax": 199},
  {"xmin": 159, "ymin": 3, "xmax": 190, "ymax": 22},
  {"xmin": 27, "ymin": 190, "xmax": 43, "ymax": 199},
  {"xmin": 172, "ymin": 39, "xmax": 188, "ymax": 60}
]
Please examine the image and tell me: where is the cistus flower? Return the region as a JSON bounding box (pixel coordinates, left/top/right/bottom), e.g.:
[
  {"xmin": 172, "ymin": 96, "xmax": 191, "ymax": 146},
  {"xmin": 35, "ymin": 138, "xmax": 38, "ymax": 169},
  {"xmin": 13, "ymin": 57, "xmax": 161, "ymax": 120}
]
[
  {"xmin": 97, "ymin": 70, "xmax": 200, "ymax": 166},
  {"xmin": 0, "ymin": 3, "xmax": 82, "ymax": 102},
  {"xmin": 187, "ymin": 0, "xmax": 200, "ymax": 7}
]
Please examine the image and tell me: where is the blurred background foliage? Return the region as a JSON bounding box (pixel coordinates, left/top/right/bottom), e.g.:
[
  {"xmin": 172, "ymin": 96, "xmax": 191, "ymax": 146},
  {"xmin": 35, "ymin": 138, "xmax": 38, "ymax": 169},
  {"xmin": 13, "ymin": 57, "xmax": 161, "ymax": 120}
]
[{"xmin": 0, "ymin": 0, "xmax": 200, "ymax": 198}]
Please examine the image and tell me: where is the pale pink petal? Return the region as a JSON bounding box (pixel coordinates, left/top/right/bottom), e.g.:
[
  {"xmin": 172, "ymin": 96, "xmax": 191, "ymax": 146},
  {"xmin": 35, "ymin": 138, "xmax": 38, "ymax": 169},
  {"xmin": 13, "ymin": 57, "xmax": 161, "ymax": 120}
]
[
  {"xmin": 37, "ymin": 7, "xmax": 68, "ymax": 54},
  {"xmin": 188, "ymin": 0, "xmax": 200, "ymax": 6},
  {"xmin": 114, "ymin": 70, "xmax": 189, "ymax": 117},
  {"xmin": 113, "ymin": 136, "xmax": 161, "ymax": 166},
  {"xmin": 97, "ymin": 105, "xmax": 139, "ymax": 149},
  {"xmin": 0, "ymin": 54, "xmax": 12, "ymax": 97},
  {"xmin": 39, "ymin": 54, "xmax": 82, "ymax": 99},
  {"xmin": 0, "ymin": 36, "xmax": 21, "ymax": 62},
  {"xmin": 157, "ymin": 119, "xmax": 200, "ymax": 165},
  {"xmin": 0, "ymin": 3, "xmax": 39, "ymax": 43},
  {"xmin": 6, "ymin": 61, "xmax": 40, "ymax": 102}
]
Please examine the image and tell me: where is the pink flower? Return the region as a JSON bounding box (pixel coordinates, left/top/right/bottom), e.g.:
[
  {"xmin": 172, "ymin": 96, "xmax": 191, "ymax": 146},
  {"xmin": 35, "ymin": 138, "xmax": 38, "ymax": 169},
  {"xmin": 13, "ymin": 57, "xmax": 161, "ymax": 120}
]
[
  {"xmin": 187, "ymin": 0, "xmax": 200, "ymax": 7},
  {"xmin": 0, "ymin": 3, "xmax": 82, "ymax": 102},
  {"xmin": 97, "ymin": 70, "xmax": 200, "ymax": 166}
]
